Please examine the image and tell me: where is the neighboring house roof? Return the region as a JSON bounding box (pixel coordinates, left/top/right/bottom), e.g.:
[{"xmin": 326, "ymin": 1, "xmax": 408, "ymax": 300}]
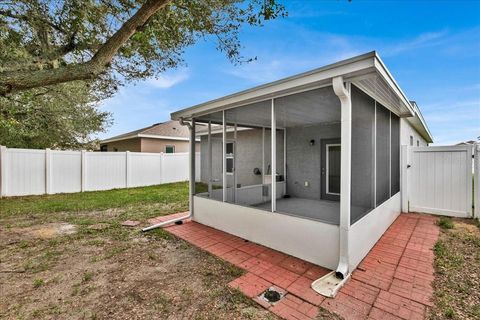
[
  {"xmin": 456, "ymin": 140, "xmax": 477, "ymax": 145},
  {"xmin": 171, "ymin": 51, "xmax": 434, "ymax": 143},
  {"xmin": 100, "ymin": 120, "xmax": 197, "ymax": 144}
]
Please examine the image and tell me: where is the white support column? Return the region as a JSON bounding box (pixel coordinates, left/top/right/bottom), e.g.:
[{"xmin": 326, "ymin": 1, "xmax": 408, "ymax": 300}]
[
  {"xmin": 81, "ymin": 150, "xmax": 86, "ymax": 192},
  {"xmin": 125, "ymin": 151, "xmax": 131, "ymax": 188},
  {"xmin": 0, "ymin": 146, "xmax": 8, "ymax": 197},
  {"xmin": 374, "ymin": 101, "xmax": 377, "ymax": 206},
  {"xmin": 333, "ymin": 76, "xmax": 352, "ymax": 278},
  {"xmin": 208, "ymin": 121, "xmax": 212, "ymax": 197},
  {"xmin": 271, "ymin": 99, "xmax": 277, "ymax": 212},
  {"xmin": 45, "ymin": 148, "xmax": 52, "ymax": 194},
  {"xmin": 389, "ymin": 112, "xmax": 392, "ymax": 197},
  {"xmin": 222, "ymin": 111, "xmax": 227, "ymax": 202},
  {"xmin": 233, "ymin": 123, "xmax": 238, "ymax": 203},
  {"xmin": 189, "ymin": 119, "xmax": 196, "ymax": 215},
  {"xmin": 283, "ymin": 128, "xmax": 287, "ymax": 195},
  {"xmin": 262, "ymin": 127, "xmax": 265, "ymax": 184},
  {"xmin": 400, "ymin": 145, "xmax": 409, "ymax": 212}
]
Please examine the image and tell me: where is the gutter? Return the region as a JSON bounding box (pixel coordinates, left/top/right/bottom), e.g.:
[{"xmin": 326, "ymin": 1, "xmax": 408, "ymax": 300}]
[{"xmin": 142, "ymin": 117, "xmax": 195, "ymax": 232}]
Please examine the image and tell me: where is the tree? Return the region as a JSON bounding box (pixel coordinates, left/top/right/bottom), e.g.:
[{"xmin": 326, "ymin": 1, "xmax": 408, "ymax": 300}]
[
  {"xmin": 0, "ymin": 0, "xmax": 286, "ymax": 95},
  {"xmin": 0, "ymin": 81, "xmax": 112, "ymax": 149}
]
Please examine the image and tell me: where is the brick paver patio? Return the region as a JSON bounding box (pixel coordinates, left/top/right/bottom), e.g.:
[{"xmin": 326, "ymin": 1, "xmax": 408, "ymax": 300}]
[{"xmin": 155, "ymin": 212, "xmax": 439, "ymax": 320}]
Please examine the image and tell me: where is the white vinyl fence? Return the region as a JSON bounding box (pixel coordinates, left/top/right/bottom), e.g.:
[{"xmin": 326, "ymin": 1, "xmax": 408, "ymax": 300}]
[
  {"xmin": 0, "ymin": 146, "xmax": 200, "ymax": 197},
  {"xmin": 406, "ymin": 145, "xmax": 474, "ymax": 218}
]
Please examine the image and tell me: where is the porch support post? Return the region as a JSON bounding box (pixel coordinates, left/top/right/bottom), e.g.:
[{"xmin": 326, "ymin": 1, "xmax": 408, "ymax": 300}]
[
  {"xmin": 333, "ymin": 76, "xmax": 352, "ymax": 278},
  {"xmin": 222, "ymin": 110, "xmax": 227, "ymax": 202},
  {"xmin": 208, "ymin": 121, "xmax": 213, "ymax": 197},
  {"xmin": 262, "ymin": 128, "xmax": 265, "ymax": 183},
  {"xmin": 189, "ymin": 119, "xmax": 196, "ymax": 216},
  {"xmin": 271, "ymin": 99, "xmax": 276, "ymax": 212},
  {"xmin": 284, "ymin": 128, "xmax": 287, "ymax": 195},
  {"xmin": 234, "ymin": 123, "xmax": 238, "ymax": 203}
]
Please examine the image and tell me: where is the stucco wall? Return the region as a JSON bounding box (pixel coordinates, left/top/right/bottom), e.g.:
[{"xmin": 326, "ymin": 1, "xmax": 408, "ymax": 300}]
[
  {"xmin": 285, "ymin": 123, "xmax": 341, "ymax": 200},
  {"xmin": 200, "ymin": 124, "xmax": 341, "ymax": 199},
  {"xmin": 141, "ymin": 137, "xmax": 199, "ymax": 153},
  {"xmin": 400, "ymin": 119, "xmax": 428, "ymax": 147},
  {"xmin": 100, "ymin": 138, "xmax": 141, "ymax": 152},
  {"xmin": 200, "ymin": 128, "xmax": 284, "ymax": 187}
]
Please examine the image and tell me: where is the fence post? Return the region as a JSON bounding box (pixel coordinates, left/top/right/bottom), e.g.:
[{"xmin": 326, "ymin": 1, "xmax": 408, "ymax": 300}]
[
  {"xmin": 475, "ymin": 144, "xmax": 479, "ymax": 219},
  {"xmin": 45, "ymin": 148, "xmax": 52, "ymax": 194},
  {"xmin": 126, "ymin": 151, "xmax": 131, "ymax": 188},
  {"xmin": 466, "ymin": 145, "xmax": 473, "ymax": 217},
  {"xmin": 81, "ymin": 150, "xmax": 86, "ymax": 192},
  {"xmin": 0, "ymin": 146, "xmax": 7, "ymax": 197},
  {"xmin": 159, "ymin": 152, "xmax": 164, "ymax": 184}
]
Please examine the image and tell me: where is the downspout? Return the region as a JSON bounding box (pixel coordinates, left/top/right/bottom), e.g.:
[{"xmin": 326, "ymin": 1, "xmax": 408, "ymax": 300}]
[
  {"xmin": 332, "ymin": 76, "xmax": 351, "ymax": 279},
  {"xmin": 142, "ymin": 117, "xmax": 195, "ymax": 232}
]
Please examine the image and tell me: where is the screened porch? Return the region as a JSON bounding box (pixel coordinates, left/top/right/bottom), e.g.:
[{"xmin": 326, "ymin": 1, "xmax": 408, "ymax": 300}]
[{"xmin": 192, "ymin": 83, "xmax": 400, "ymax": 226}]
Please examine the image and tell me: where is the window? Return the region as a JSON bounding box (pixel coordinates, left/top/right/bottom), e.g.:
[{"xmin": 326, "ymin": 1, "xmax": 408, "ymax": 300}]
[
  {"xmin": 410, "ymin": 136, "xmax": 413, "ymax": 146},
  {"xmin": 100, "ymin": 145, "xmax": 108, "ymax": 152},
  {"xmin": 226, "ymin": 142, "xmax": 234, "ymax": 155},
  {"xmin": 417, "ymin": 140, "xmax": 419, "ymax": 147},
  {"xmin": 113, "ymin": 147, "xmax": 118, "ymax": 152},
  {"xmin": 165, "ymin": 145, "xmax": 175, "ymax": 153},
  {"xmin": 226, "ymin": 142, "xmax": 234, "ymax": 174}
]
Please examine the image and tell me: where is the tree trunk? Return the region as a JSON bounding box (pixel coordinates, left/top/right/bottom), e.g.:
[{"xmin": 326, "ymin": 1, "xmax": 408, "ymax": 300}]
[{"xmin": 0, "ymin": 0, "xmax": 171, "ymax": 96}]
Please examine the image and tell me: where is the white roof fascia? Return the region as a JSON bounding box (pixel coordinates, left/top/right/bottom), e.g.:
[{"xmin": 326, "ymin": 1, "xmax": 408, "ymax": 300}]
[
  {"xmin": 406, "ymin": 102, "xmax": 434, "ymax": 143},
  {"xmin": 171, "ymin": 52, "xmax": 377, "ymax": 120},
  {"xmin": 101, "ymin": 134, "xmax": 199, "ymax": 144},
  {"xmin": 372, "ymin": 54, "xmax": 415, "ymax": 117}
]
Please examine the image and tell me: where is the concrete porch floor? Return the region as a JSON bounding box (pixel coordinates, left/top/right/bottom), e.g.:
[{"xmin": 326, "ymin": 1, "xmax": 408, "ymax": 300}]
[{"xmin": 149, "ymin": 212, "xmax": 439, "ymax": 320}]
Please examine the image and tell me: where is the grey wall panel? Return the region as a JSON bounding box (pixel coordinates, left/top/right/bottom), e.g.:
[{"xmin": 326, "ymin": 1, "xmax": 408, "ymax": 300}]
[
  {"xmin": 376, "ymin": 104, "xmax": 391, "ymax": 206},
  {"xmin": 351, "ymin": 85, "xmax": 375, "ymax": 212},
  {"xmin": 391, "ymin": 114, "xmax": 400, "ymax": 194},
  {"xmin": 285, "ymin": 123, "xmax": 341, "ymax": 200}
]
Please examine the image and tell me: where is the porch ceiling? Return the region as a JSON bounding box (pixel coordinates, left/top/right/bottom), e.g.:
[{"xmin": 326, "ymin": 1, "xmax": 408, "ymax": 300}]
[{"xmin": 196, "ymin": 86, "xmax": 341, "ymax": 128}]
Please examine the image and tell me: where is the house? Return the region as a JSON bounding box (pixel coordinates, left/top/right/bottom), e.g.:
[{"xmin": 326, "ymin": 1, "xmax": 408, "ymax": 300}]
[
  {"xmin": 166, "ymin": 52, "xmax": 433, "ymax": 292},
  {"xmin": 99, "ymin": 120, "xmax": 200, "ymax": 153}
]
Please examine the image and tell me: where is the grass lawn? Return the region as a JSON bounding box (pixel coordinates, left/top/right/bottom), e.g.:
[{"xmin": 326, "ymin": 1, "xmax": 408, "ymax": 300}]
[
  {"xmin": 0, "ymin": 182, "xmax": 281, "ymax": 320},
  {"xmin": 429, "ymin": 217, "xmax": 480, "ymax": 320}
]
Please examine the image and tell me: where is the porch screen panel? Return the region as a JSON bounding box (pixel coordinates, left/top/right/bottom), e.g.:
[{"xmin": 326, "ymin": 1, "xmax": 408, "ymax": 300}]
[
  {"xmin": 376, "ymin": 104, "xmax": 391, "ymax": 206},
  {"xmin": 390, "ymin": 114, "xmax": 400, "ymax": 195},
  {"xmin": 351, "ymin": 85, "xmax": 375, "ymax": 224}
]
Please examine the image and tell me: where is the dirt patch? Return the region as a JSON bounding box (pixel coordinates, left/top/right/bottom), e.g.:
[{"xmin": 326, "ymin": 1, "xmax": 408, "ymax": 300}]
[
  {"xmin": 0, "ymin": 214, "xmax": 276, "ymax": 319},
  {"xmin": 429, "ymin": 218, "xmax": 480, "ymax": 320}
]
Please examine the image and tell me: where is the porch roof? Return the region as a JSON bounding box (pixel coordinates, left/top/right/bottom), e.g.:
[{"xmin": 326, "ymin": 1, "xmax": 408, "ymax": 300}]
[{"xmin": 171, "ymin": 51, "xmax": 433, "ymax": 142}]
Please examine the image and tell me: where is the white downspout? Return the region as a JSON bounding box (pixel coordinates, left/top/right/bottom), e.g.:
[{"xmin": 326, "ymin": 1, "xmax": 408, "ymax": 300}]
[
  {"xmin": 142, "ymin": 117, "xmax": 195, "ymax": 231},
  {"xmin": 332, "ymin": 76, "xmax": 352, "ymax": 279}
]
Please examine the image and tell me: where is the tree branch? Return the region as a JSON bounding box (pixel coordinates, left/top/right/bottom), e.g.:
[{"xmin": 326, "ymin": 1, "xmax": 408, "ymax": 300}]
[{"xmin": 0, "ymin": 0, "xmax": 171, "ymax": 95}]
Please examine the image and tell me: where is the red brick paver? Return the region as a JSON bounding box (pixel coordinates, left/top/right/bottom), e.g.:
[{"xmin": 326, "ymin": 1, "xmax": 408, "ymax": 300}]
[{"xmin": 155, "ymin": 212, "xmax": 439, "ymax": 320}]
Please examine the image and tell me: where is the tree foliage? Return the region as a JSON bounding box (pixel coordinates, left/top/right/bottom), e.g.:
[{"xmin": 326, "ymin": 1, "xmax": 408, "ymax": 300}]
[
  {"xmin": 0, "ymin": 0, "xmax": 286, "ymax": 94},
  {"xmin": 0, "ymin": 0, "xmax": 286, "ymax": 149},
  {"xmin": 0, "ymin": 82, "xmax": 112, "ymax": 149}
]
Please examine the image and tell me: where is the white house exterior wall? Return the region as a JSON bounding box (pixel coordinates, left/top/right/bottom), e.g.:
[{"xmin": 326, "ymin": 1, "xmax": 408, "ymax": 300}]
[{"xmin": 401, "ymin": 118, "xmax": 428, "ymax": 147}]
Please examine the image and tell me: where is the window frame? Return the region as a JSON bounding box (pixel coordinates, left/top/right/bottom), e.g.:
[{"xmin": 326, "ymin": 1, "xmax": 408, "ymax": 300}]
[
  {"xmin": 225, "ymin": 141, "xmax": 235, "ymax": 175},
  {"xmin": 165, "ymin": 145, "xmax": 175, "ymax": 154}
]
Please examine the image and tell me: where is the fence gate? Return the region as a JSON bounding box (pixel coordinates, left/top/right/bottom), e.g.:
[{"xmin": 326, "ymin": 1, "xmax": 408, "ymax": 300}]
[{"xmin": 407, "ymin": 145, "xmax": 474, "ymax": 218}]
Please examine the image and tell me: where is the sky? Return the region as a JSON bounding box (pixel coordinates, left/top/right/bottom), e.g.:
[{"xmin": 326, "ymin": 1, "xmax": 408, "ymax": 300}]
[{"xmin": 98, "ymin": 0, "xmax": 480, "ymax": 146}]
